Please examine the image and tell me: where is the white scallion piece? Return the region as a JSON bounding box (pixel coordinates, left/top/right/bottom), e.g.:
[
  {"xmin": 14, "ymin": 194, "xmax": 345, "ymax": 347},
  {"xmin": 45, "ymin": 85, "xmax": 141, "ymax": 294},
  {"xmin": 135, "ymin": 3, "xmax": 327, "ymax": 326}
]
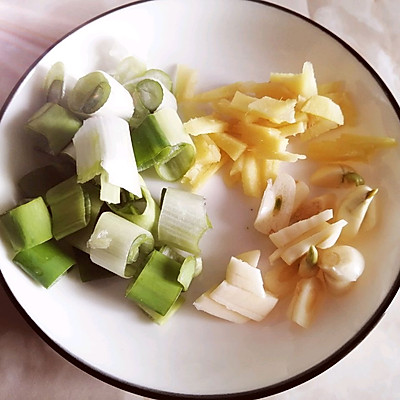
[
  {"xmin": 68, "ymin": 70, "xmax": 134, "ymax": 119},
  {"xmin": 88, "ymin": 212, "xmax": 154, "ymax": 278},
  {"xmin": 158, "ymin": 187, "xmax": 211, "ymax": 255},
  {"xmin": 73, "ymin": 115, "xmax": 142, "ymax": 203}
]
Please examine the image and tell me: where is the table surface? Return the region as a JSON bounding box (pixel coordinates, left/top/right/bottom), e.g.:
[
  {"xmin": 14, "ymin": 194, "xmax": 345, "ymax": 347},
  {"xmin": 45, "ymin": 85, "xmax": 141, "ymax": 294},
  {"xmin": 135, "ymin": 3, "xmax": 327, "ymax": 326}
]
[{"xmin": 1, "ymin": 1, "xmax": 400, "ymax": 399}]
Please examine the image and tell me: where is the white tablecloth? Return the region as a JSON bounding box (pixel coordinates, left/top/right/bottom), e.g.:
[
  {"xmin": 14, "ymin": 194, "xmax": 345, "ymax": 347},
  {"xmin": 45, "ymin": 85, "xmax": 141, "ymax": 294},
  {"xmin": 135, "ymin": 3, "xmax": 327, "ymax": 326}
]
[{"xmin": 1, "ymin": 1, "xmax": 400, "ymax": 399}]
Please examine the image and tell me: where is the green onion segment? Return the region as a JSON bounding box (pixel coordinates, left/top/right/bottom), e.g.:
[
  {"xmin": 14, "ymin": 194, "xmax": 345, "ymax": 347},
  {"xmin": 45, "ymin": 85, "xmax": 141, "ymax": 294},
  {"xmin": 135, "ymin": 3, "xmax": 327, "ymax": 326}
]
[
  {"xmin": 158, "ymin": 187, "xmax": 211, "ymax": 255},
  {"xmin": 126, "ymin": 250, "xmax": 182, "ymax": 315},
  {"xmin": 25, "ymin": 102, "xmax": 82, "ymax": 155},
  {"xmin": 44, "ymin": 61, "xmax": 66, "ymax": 104},
  {"xmin": 139, "ymin": 296, "xmax": 184, "ymax": 325},
  {"xmin": 68, "ymin": 71, "xmax": 134, "ymax": 119},
  {"xmin": 73, "ymin": 115, "xmax": 142, "ymax": 202},
  {"xmin": 113, "ymin": 56, "xmax": 147, "ymax": 85},
  {"xmin": 63, "ymin": 182, "xmax": 104, "ymax": 252},
  {"xmin": 45, "ymin": 176, "xmax": 91, "ymax": 240},
  {"xmin": 0, "ymin": 197, "xmax": 53, "ymax": 252},
  {"xmin": 131, "ymin": 107, "xmax": 195, "ymax": 181},
  {"xmin": 108, "ymin": 178, "xmax": 160, "ymax": 234},
  {"xmin": 88, "ymin": 211, "xmax": 154, "ymax": 278},
  {"xmin": 13, "ymin": 239, "xmax": 75, "ymax": 288}
]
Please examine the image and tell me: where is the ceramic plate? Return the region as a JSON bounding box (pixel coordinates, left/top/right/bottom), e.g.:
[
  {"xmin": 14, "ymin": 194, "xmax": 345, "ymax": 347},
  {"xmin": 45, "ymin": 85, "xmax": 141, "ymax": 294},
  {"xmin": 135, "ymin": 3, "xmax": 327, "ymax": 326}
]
[{"xmin": 1, "ymin": 0, "xmax": 400, "ymax": 398}]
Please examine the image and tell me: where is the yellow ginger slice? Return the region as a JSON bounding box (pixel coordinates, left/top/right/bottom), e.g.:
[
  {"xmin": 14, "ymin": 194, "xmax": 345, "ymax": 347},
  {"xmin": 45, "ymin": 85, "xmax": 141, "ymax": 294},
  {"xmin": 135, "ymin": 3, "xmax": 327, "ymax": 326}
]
[
  {"xmin": 209, "ymin": 132, "xmax": 247, "ymax": 161},
  {"xmin": 191, "ymin": 82, "xmax": 242, "ymax": 102},
  {"xmin": 278, "ymin": 121, "xmax": 307, "ymax": 137},
  {"xmin": 301, "ymin": 94, "xmax": 344, "ymax": 125},
  {"xmin": 228, "ymin": 121, "xmax": 304, "ymax": 162},
  {"xmin": 300, "ymin": 115, "xmax": 339, "ymax": 141},
  {"xmin": 241, "ymin": 152, "xmax": 266, "ymax": 198},
  {"xmin": 175, "ymin": 64, "xmax": 198, "ymax": 102},
  {"xmin": 270, "ymin": 61, "xmax": 318, "ymax": 99},
  {"xmin": 183, "ymin": 116, "xmax": 228, "ymax": 135},
  {"xmin": 191, "ymin": 135, "xmax": 221, "ymax": 164},
  {"xmin": 182, "ymin": 155, "xmax": 228, "ymax": 191},
  {"xmin": 305, "ymin": 133, "xmax": 397, "ymax": 163},
  {"xmin": 248, "ymin": 96, "xmax": 297, "ymax": 124},
  {"xmin": 229, "ymin": 91, "xmax": 257, "ymax": 112}
]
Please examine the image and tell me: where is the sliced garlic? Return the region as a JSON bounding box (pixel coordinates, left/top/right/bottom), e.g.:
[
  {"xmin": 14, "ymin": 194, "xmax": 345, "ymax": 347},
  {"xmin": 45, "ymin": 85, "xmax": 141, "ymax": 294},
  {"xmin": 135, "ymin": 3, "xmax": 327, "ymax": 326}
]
[
  {"xmin": 235, "ymin": 249, "xmax": 261, "ymax": 268},
  {"xmin": 225, "ymin": 257, "xmax": 265, "ymax": 297},
  {"xmin": 254, "ymin": 172, "xmax": 297, "ymax": 234},
  {"xmin": 209, "ymin": 280, "xmax": 278, "ymax": 322},
  {"xmin": 193, "ymin": 288, "xmax": 250, "ymax": 323},
  {"xmin": 287, "ymin": 276, "xmax": 324, "ymax": 328},
  {"xmin": 336, "ymin": 185, "xmax": 378, "ymax": 241},
  {"xmin": 290, "ymin": 193, "xmax": 336, "ymax": 224}
]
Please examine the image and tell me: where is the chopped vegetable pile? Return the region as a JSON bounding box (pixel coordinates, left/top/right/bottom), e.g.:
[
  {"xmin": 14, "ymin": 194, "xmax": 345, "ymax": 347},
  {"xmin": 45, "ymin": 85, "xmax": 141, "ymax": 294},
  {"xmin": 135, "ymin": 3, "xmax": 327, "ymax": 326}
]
[
  {"xmin": 0, "ymin": 56, "xmax": 397, "ymax": 328},
  {"xmin": 0, "ymin": 57, "xmax": 210, "ymax": 325},
  {"xmin": 176, "ymin": 61, "xmax": 397, "ymax": 327}
]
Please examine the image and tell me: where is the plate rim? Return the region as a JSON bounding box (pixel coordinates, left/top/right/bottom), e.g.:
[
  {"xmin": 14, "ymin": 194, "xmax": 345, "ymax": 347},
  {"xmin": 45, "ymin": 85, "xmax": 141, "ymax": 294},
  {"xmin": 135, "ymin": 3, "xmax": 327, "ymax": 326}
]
[{"xmin": 1, "ymin": 0, "xmax": 400, "ymax": 399}]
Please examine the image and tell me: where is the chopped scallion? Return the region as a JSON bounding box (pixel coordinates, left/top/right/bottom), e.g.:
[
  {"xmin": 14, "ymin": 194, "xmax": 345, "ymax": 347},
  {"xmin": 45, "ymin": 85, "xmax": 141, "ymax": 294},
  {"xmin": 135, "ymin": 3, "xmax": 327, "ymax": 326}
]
[
  {"xmin": 45, "ymin": 176, "xmax": 91, "ymax": 240},
  {"xmin": 131, "ymin": 107, "xmax": 195, "ymax": 181},
  {"xmin": 139, "ymin": 296, "xmax": 184, "ymax": 325},
  {"xmin": 25, "ymin": 102, "xmax": 82, "ymax": 155},
  {"xmin": 113, "ymin": 56, "xmax": 147, "ymax": 85},
  {"xmin": 68, "ymin": 71, "xmax": 134, "ymax": 119},
  {"xmin": 158, "ymin": 187, "xmax": 211, "ymax": 255},
  {"xmin": 107, "ymin": 178, "xmax": 160, "ymax": 234},
  {"xmin": 63, "ymin": 182, "xmax": 104, "ymax": 252},
  {"xmin": 73, "ymin": 115, "xmax": 142, "ymax": 202},
  {"xmin": 0, "ymin": 197, "xmax": 53, "ymax": 252},
  {"xmin": 88, "ymin": 211, "xmax": 154, "ymax": 278},
  {"xmin": 125, "ymin": 250, "xmax": 182, "ymax": 315},
  {"xmin": 13, "ymin": 239, "xmax": 75, "ymax": 288}
]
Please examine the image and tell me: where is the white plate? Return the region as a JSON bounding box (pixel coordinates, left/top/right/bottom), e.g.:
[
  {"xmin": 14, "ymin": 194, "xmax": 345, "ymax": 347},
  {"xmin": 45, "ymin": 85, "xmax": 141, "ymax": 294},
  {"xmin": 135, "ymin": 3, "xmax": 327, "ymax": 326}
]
[{"xmin": 1, "ymin": 0, "xmax": 400, "ymax": 398}]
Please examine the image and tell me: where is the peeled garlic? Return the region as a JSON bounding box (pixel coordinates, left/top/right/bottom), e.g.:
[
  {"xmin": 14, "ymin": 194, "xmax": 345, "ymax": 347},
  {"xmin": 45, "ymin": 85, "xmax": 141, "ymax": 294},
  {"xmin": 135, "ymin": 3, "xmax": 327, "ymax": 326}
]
[{"xmin": 318, "ymin": 245, "xmax": 365, "ymax": 283}]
